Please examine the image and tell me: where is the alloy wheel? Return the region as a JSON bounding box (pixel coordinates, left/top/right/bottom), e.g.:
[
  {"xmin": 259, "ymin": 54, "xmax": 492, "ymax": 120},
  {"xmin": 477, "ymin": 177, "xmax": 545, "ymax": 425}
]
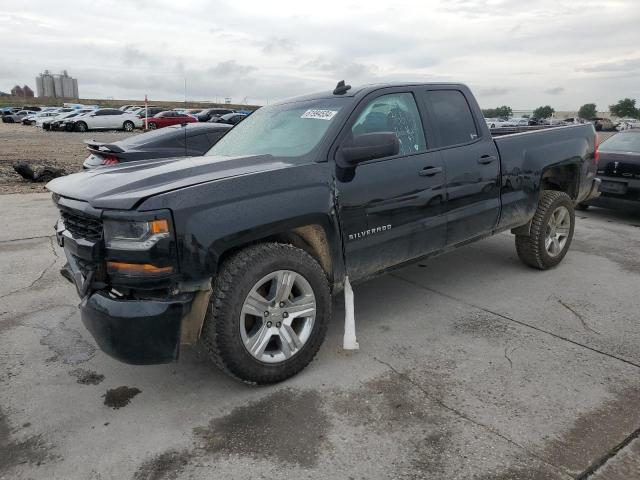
[
  {"xmin": 545, "ymin": 205, "xmax": 571, "ymax": 257},
  {"xmin": 240, "ymin": 270, "xmax": 316, "ymax": 364}
]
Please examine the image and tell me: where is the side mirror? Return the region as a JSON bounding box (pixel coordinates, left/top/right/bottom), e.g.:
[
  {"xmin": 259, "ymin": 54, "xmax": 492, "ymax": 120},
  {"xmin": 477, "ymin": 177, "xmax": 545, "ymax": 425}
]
[{"xmin": 339, "ymin": 132, "xmax": 400, "ymax": 166}]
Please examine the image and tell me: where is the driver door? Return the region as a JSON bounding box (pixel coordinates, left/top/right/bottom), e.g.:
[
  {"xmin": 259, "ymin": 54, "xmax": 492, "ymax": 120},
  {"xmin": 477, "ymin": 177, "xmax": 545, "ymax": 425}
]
[{"xmin": 334, "ymin": 89, "xmax": 447, "ymax": 281}]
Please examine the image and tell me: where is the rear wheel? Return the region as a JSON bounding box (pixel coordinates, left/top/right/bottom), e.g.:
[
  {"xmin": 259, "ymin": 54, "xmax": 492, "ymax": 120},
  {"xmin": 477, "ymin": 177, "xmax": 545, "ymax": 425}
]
[
  {"xmin": 515, "ymin": 191, "xmax": 575, "ymax": 270},
  {"xmin": 201, "ymin": 243, "xmax": 330, "ymax": 384},
  {"xmin": 123, "ymin": 120, "xmax": 134, "ymax": 132},
  {"xmin": 75, "ymin": 121, "xmax": 88, "ymax": 132}
]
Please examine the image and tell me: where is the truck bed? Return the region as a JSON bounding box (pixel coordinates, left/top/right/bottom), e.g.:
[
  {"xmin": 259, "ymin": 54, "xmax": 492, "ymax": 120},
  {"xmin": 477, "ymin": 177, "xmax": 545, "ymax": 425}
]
[{"xmin": 492, "ymin": 124, "xmax": 598, "ymax": 231}]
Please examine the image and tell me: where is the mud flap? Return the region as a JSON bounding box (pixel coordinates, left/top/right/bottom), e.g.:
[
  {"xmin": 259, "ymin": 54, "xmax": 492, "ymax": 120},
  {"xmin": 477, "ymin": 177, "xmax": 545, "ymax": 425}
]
[{"xmin": 343, "ymin": 276, "xmax": 359, "ymax": 350}]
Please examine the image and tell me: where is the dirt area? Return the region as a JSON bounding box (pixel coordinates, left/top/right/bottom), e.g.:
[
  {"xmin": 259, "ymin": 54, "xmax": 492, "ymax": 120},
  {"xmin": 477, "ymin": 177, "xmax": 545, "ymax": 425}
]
[{"xmin": 0, "ymin": 122, "xmax": 135, "ymax": 194}]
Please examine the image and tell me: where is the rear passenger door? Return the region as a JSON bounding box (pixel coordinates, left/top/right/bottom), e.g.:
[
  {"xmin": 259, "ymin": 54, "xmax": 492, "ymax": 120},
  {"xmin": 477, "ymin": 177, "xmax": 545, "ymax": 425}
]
[
  {"xmin": 420, "ymin": 88, "xmax": 500, "ymax": 245},
  {"xmin": 102, "ymin": 109, "xmax": 123, "ymax": 129}
]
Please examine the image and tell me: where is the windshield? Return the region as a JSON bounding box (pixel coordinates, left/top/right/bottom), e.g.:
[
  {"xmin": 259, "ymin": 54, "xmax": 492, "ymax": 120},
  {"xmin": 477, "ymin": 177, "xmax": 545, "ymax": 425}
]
[
  {"xmin": 206, "ymin": 98, "xmax": 348, "ymax": 158},
  {"xmin": 600, "ymin": 132, "xmax": 640, "ymax": 153}
]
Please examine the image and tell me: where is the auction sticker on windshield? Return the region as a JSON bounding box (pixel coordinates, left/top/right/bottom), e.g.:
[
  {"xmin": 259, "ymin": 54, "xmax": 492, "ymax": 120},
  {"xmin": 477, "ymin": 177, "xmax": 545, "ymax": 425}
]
[{"xmin": 301, "ymin": 109, "xmax": 338, "ymax": 120}]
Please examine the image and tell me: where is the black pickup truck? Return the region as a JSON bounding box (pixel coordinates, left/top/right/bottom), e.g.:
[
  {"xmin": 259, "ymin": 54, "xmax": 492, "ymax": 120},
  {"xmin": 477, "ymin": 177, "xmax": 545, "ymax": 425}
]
[{"xmin": 47, "ymin": 82, "xmax": 600, "ymax": 383}]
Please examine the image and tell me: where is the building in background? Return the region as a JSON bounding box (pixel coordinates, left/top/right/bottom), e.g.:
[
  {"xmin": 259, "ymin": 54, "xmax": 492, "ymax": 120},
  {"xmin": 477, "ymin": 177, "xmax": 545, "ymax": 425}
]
[{"xmin": 35, "ymin": 70, "xmax": 79, "ymax": 98}]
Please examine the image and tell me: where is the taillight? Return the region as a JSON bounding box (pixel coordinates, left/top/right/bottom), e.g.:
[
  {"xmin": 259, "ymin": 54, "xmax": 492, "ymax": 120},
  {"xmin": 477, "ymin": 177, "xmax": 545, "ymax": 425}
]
[
  {"xmin": 102, "ymin": 155, "xmax": 120, "ymax": 165},
  {"xmin": 594, "ymin": 134, "xmax": 600, "ymax": 164}
]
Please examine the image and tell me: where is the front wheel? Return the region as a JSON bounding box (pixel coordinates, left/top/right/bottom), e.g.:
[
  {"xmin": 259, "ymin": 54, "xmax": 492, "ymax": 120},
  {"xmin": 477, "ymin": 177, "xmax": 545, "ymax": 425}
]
[
  {"xmin": 148, "ymin": 122, "xmax": 157, "ymax": 130},
  {"xmin": 75, "ymin": 121, "xmax": 88, "ymax": 132},
  {"xmin": 123, "ymin": 120, "xmax": 134, "ymax": 132},
  {"xmin": 201, "ymin": 243, "xmax": 331, "ymax": 384},
  {"xmin": 515, "ymin": 191, "xmax": 575, "ymax": 270}
]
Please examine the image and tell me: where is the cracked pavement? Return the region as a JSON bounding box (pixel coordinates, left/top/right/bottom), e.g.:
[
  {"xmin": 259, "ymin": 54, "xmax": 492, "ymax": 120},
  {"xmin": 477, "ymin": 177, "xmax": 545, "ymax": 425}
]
[{"xmin": 1, "ymin": 193, "xmax": 639, "ymax": 479}]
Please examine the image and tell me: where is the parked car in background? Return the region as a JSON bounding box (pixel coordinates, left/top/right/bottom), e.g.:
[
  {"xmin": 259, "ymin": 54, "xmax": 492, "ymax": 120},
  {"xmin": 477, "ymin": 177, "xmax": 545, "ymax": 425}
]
[
  {"xmin": 211, "ymin": 112, "xmax": 247, "ymax": 125},
  {"xmin": 71, "ymin": 108, "xmax": 142, "ymax": 132},
  {"xmin": 592, "ymin": 117, "xmax": 616, "ymax": 132},
  {"xmin": 510, "ymin": 118, "xmax": 529, "ymax": 127},
  {"xmin": 137, "ymin": 107, "xmax": 164, "ymax": 118},
  {"xmin": 500, "ymin": 118, "xmax": 518, "ymax": 127},
  {"xmin": 616, "ymin": 118, "xmax": 640, "ymax": 131},
  {"xmin": 485, "ymin": 118, "xmax": 509, "ymax": 128},
  {"xmin": 579, "ymin": 129, "xmax": 640, "ymax": 210},
  {"xmin": 82, "ymin": 123, "xmax": 232, "ymax": 168},
  {"xmin": 23, "ymin": 111, "xmax": 59, "ymax": 125},
  {"xmin": 147, "ymin": 111, "xmax": 198, "ymax": 129},
  {"xmin": 196, "ymin": 108, "xmax": 235, "ymax": 122},
  {"xmin": 2, "ymin": 110, "xmax": 37, "ymax": 123},
  {"xmin": 51, "ymin": 110, "xmax": 96, "ymax": 131}
]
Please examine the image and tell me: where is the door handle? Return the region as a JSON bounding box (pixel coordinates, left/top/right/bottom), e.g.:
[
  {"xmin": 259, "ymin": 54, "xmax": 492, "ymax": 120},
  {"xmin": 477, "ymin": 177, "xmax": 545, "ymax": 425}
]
[
  {"xmin": 419, "ymin": 166, "xmax": 443, "ymax": 177},
  {"xmin": 478, "ymin": 155, "xmax": 497, "ymax": 165}
]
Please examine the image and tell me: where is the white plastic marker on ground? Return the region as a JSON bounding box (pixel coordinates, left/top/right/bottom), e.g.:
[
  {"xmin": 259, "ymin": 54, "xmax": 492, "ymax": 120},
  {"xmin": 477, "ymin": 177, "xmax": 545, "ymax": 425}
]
[{"xmin": 343, "ymin": 276, "xmax": 359, "ymax": 350}]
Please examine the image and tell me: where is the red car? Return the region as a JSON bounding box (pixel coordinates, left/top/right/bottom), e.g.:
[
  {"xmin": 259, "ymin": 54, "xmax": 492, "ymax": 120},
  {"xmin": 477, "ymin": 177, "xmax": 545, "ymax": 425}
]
[{"xmin": 146, "ymin": 111, "xmax": 198, "ymax": 129}]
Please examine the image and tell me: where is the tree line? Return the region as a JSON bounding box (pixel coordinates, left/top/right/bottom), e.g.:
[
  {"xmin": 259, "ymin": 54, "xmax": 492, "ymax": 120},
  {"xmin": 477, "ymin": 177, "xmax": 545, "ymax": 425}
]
[{"xmin": 482, "ymin": 98, "xmax": 639, "ymax": 120}]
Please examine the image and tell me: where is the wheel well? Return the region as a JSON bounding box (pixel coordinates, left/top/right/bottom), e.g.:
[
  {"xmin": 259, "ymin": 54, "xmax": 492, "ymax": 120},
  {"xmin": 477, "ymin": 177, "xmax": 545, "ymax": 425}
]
[
  {"xmin": 218, "ymin": 224, "xmax": 334, "ymax": 282},
  {"xmin": 540, "ymin": 164, "xmax": 579, "ymax": 199}
]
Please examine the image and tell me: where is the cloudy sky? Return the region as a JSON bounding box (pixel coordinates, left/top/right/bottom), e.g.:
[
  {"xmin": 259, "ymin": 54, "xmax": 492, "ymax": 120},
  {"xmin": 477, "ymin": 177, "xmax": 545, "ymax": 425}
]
[{"xmin": 2, "ymin": 0, "xmax": 639, "ymax": 110}]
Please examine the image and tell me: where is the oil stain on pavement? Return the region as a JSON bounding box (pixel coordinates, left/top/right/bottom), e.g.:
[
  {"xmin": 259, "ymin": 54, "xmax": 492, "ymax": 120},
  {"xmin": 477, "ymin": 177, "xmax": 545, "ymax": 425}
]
[
  {"xmin": 0, "ymin": 407, "xmax": 54, "ymax": 472},
  {"xmin": 103, "ymin": 386, "xmax": 142, "ymax": 409},
  {"xmin": 194, "ymin": 389, "xmax": 329, "ymax": 468},
  {"xmin": 69, "ymin": 368, "xmax": 104, "ymax": 385},
  {"xmin": 132, "ymin": 449, "xmax": 194, "ymax": 480}
]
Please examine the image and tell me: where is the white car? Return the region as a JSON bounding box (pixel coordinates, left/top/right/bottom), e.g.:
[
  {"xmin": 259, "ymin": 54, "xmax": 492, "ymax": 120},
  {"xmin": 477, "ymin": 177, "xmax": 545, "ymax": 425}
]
[
  {"xmin": 616, "ymin": 118, "xmax": 640, "ymax": 131},
  {"xmin": 72, "ymin": 108, "xmax": 143, "ymax": 132},
  {"xmin": 36, "ymin": 108, "xmax": 76, "ymax": 128},
  {"xmin": 24, "ymin": 111, "xmax": 59, "ymax": 126},
  {"xmin": 485, "ymin": 118, "xmax": 508, "ymax": 128},
  {"xmin": 46, "ymin": 109, "xmax": 96, "ymax": 130},
  {"xmin": 513, "ymin": 118, "xmax": 529, "ymax": 127}
]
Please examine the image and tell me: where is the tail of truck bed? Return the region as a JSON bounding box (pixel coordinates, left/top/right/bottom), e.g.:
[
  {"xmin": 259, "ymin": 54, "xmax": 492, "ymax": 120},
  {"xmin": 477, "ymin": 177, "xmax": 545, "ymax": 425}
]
[{"xmin": 492, "ymin": 124, "xmax": 600, "ymax": 232}]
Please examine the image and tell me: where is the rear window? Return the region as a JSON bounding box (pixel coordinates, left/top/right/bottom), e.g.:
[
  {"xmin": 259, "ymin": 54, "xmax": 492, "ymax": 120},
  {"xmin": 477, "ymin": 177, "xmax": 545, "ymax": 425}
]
[
  {"xmin": 600, "ymin": 132, "xmax": 640, "ymax": 153},
  {"xmin": 423, "ymin": 90, "xmax": 478, "ymax": 148},
  {"xmin": 185, "ymin": 134, "xmax": 212, "ymax": 152}
]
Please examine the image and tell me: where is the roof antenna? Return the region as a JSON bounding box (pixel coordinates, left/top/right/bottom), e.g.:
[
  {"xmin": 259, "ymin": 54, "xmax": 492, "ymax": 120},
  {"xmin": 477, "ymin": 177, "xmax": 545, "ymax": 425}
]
[{"xmin": 333, "ymin": 80, "xmax": 351, "ymax": 95}]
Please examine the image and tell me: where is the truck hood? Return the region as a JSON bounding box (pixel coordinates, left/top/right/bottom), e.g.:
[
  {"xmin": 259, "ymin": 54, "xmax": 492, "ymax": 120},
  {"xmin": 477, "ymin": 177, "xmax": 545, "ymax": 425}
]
[{"xmin": 47, "ymin": 154, "xmax": 292, "ymax": 210}]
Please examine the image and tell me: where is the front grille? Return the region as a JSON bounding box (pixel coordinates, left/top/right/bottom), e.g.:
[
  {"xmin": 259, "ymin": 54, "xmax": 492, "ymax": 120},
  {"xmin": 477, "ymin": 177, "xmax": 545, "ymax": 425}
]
[{"xmin": 61, "ymin": 210, "xmax": 103, "ymax": 241}]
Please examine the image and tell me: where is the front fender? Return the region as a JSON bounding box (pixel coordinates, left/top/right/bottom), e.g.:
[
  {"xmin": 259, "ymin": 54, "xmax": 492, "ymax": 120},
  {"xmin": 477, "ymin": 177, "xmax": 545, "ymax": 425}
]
[{"xmin": 139, "ymin": 163, "xmax": 344, "ymax": 285}]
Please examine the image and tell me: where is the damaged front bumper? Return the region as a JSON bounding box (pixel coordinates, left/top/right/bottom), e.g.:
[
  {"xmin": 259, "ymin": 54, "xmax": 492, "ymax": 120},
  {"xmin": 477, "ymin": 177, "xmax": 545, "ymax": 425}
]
[
  {"xmin": 56, "ymin": 210, "xmax": 211, "ymax": 366},
  {"xmin": 79, "ymin": 290, "xmax": 193, "ymax": 364}
]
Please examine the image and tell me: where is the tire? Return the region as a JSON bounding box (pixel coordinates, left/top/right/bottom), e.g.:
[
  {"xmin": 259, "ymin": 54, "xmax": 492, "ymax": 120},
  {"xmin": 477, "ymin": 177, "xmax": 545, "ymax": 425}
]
[
  {"xmin": 75, "ymin": 121, "xmax": 88, "ymax": 132},
  {"xmin": 148, "ymin": 122, "xmax": 157, "ymax": 130},
  {"xmin": 201, "ymin": 243, "xmax": 331, "ymax": 384},
  {"xmin": 515, "ymin": 190, "xmax": 575, "ymax": 270},
  {"xmin": 123, "ymin": 121, "xmax": 134, "ymax": 132}
]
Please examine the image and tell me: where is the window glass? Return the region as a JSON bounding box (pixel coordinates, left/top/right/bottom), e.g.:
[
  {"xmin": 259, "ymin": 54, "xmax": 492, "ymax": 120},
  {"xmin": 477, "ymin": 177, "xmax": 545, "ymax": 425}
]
[
  {"xmin": 186, "ymin": 134, "xmax": 212, "ymax": 152},
  {"xmin": 206, "ymin": 131, "xmax": 227, "ymax": 144},
  {"xmin": 206, "ymin": 98, "xmax": 347, "ymax": 158},
  {"xmin": 600, "ymin": 132, "xmax": 640, "ymax": 153},
  {"xmin": 351, "ymin": 92, "xmax": 426, "ymax": 156},
  {"xmin": 424, "ymin": 90, "xmax": 478, "ymax": 147}
]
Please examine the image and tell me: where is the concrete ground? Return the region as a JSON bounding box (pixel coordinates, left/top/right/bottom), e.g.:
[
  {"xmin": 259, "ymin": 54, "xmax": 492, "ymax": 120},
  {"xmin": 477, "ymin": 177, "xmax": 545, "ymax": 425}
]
[{"xmin": 1, "ymin": 193, "xmax": 639, "ymax": 480}]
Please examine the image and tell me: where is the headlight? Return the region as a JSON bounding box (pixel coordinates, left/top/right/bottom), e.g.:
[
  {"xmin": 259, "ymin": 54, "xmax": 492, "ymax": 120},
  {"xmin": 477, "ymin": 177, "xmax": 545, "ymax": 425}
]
[{"xmin": 104, "ymin": 218, "xmax": 170, "ymax": 250}]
